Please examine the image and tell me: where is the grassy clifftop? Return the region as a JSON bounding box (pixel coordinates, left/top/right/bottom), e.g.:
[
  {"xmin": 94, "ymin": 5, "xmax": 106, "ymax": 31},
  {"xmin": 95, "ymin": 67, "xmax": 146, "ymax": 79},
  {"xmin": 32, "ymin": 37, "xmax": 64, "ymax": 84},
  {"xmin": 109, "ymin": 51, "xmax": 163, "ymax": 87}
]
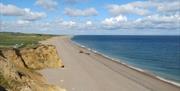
[{"xmin": 0, "ymin": 32, "xmax": 55, "ymax": 48}]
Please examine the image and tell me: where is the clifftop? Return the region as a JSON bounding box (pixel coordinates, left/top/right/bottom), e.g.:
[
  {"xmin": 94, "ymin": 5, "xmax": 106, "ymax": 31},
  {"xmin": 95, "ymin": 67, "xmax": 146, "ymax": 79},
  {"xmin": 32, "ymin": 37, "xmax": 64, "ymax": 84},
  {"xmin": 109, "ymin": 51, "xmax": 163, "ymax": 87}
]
[{"xmin": 0, "ymin": 45, "xmax": 65, "ymax": 91}]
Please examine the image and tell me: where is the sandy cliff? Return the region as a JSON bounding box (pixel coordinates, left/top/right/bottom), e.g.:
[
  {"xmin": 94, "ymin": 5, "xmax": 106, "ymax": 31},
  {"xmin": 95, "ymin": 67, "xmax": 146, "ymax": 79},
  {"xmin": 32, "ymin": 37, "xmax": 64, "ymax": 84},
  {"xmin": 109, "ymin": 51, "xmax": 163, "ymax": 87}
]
[{"xmin": 0, "ymin": 45, "xmax": 66, "ymax": 91}]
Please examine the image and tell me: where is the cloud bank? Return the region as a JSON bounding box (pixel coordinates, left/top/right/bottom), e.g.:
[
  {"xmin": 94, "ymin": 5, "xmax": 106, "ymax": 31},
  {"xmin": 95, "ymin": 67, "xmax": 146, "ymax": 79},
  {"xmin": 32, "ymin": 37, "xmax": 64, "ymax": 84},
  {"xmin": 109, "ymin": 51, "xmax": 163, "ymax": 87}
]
[
  {"xmin": 0, "ymin": 3, "xmax": 46, "ymax": 21},
  {"xmin": 35, "ymin": 0, "xmax": 58, "ymax": 10},
  {"xmin": 64, "ymin": 8, "xmax": 98, "ymax": 17},
  {"xmin": 0, "ymin": 0, "xmax": 180, "ymax": 35}
]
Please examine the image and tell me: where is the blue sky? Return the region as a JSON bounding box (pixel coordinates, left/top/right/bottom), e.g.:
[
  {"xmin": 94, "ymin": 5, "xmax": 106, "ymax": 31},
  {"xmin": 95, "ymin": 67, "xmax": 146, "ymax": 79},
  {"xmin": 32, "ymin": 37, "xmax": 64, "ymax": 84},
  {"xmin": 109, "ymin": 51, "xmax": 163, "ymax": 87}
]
[{"xmin": 0, "ymin": 0, "xmax": 180, "ymax": 35}]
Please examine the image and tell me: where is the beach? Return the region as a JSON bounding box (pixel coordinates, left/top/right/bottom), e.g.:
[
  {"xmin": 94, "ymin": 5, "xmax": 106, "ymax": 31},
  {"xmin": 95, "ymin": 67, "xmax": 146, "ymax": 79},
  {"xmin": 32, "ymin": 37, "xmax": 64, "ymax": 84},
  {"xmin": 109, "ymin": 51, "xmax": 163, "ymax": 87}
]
[{"xmin": 41, "ymin": 36, "xmax": 180, "ymax": 91}]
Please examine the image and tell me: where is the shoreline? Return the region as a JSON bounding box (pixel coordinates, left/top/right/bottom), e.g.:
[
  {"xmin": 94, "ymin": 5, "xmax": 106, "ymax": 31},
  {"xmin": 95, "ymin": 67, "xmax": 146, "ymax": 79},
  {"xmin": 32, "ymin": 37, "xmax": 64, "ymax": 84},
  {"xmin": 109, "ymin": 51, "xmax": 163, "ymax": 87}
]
[
  {"xmin": 41, "ymin": 36, "xmax": 180, "ymax": 91},
  {"xmin": 71, "ymin": 38, "xmax": 180, "ymax": 87}
]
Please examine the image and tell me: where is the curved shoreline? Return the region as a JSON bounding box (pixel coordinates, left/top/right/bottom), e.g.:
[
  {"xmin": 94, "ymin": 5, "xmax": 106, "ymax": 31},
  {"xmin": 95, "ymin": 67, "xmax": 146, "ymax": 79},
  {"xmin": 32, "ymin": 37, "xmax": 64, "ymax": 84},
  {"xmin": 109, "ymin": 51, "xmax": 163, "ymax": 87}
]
[
  {"xmin": 71, "ymin": 38, "xmax": 180, "ymax": 87},
  {"xmin": 41, "ymin": 36, "xmax": 180, "ymax": 91}
]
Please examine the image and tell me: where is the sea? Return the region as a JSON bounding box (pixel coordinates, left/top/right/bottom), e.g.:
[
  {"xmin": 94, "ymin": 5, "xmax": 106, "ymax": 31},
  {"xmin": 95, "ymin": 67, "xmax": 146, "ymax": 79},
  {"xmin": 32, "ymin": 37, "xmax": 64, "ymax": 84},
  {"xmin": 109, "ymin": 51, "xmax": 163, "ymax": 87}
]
[{"xmin": 72, "ymin": 35, "xmax": 180, "ymax": 85}]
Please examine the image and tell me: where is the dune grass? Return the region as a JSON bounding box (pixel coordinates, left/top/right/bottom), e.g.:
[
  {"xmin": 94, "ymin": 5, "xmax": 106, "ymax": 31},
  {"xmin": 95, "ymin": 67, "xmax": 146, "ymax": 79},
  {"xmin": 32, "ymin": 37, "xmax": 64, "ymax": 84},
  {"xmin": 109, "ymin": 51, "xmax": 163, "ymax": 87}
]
[{"xmin": 0, "ymin": 32, "xmax": 55, "ymax": 48}]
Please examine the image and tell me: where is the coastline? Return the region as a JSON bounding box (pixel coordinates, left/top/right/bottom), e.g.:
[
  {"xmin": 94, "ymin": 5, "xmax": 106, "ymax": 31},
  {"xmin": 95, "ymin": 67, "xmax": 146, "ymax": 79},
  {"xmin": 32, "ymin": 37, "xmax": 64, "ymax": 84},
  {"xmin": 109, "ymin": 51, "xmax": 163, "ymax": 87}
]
[
  {"xmin": 71, "ymin": 39, "xmax": 180, "ymax": 87},
  {"xmin": 41, "ymin": 36, "xmax": 180, "ymax": 91}
]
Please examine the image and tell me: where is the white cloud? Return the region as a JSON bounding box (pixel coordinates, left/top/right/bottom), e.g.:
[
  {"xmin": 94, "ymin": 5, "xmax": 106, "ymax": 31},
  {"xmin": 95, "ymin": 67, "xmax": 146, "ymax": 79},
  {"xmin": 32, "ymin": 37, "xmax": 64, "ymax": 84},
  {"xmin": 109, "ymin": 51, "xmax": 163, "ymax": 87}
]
[
  {"xmin": 107, "ymin": 0, "xmax": 180, "ymax": 16},
  {"xmin": 140, "ymin": 14, "xmax": 180, "ymax": 23},
  {"xmin": 133, "ymin": 14, "xmax": 180, "ymax": 29},
  {"xmin": 156, "ymin": 1, "xmax": 180, "ymax": 13},
  {"xmin": 60, "ymin": 21, "xmax": 77, "ymax": 28},
  {"xmin": 103, "ymin": 0, "xmax": 180, "ymax": 31},
  {"xmin": 107, "ymin": 3, "xmax": 150, "ymax": 16},
  {"xmin": 100, "ymin": 13, "xmax": 180, "ymax": 30},
  {"xmin": 0, "ymin": 3, "xmax": 46, "ymax": 21},
  {"xmin": 64, "ymin": 8, "xmax": 98, "ymax": 17},
  {"xmin": 86, "ymin": 21, "xmax": 92, "ymax": 25},
  {"xmin": 17, "ymin": 20, "xmax": 30, "ymax": 25},
  {"xmin": 0, "ymin": 19, "xmax": 98, "ymax": 33},
  {"xmin": 35, "ymin": 0, "xmax": 58, "ymax": 10},
  {"xmin": 22, "ymin": 8, "xmax": 46, "ymax": 21},
  {"xmin": 128, "ymin": 1, "xmax": 153, "ymax": 9},
  {"xmin": 0, "ymin": 3, "xmax": 25, "ymax": 16},
  {"xmin": 64, "ymin": 0, "xmax": 88, "ymax": 4},
  {"xmin": 102, "ymin": 15, "xmax": 127, "ymax": 26}
]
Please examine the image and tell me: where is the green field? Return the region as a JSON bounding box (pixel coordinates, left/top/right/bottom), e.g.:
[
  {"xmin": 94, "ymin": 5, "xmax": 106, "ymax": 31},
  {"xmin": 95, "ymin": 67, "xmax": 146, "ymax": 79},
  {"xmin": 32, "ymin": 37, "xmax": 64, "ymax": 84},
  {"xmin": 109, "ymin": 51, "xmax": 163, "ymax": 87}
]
[{"xmin": 0, "ymin": 32, "xmax": 55, "ymax": 48}]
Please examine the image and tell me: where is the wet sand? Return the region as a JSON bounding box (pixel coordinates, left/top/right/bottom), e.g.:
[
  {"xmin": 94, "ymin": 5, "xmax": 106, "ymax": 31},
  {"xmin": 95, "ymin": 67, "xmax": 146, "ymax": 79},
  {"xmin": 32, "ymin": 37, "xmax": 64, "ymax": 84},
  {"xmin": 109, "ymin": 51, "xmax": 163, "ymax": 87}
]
[{"xmin": 41, "ymin": 36, "xmax": 180, "ymax": 91}]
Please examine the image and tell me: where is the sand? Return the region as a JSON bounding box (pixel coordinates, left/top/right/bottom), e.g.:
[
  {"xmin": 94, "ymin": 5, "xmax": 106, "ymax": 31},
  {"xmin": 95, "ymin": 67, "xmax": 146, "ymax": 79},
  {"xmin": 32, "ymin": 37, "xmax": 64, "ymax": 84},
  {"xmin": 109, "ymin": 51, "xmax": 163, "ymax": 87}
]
[{"xmin": 41, "ymin": 36, "xmax": 180, "ymax": 91}]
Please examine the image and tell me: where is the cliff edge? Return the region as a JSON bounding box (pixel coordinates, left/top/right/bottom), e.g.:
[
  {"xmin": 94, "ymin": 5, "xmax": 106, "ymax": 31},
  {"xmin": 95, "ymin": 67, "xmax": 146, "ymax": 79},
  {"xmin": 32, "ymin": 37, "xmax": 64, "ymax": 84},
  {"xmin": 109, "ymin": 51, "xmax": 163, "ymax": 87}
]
[{"xmin": 0, "ymin": 45, "xmax": 66, "ymax": 91}]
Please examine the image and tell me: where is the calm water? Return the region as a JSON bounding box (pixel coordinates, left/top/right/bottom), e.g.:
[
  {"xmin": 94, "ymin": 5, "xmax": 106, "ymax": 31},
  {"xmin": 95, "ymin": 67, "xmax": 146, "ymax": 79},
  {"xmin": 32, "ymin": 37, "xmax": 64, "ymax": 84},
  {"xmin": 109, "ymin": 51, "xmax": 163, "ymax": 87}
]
[{"xmin": 72, "ymin": 35, "xmax": 180, "ymax": 83}]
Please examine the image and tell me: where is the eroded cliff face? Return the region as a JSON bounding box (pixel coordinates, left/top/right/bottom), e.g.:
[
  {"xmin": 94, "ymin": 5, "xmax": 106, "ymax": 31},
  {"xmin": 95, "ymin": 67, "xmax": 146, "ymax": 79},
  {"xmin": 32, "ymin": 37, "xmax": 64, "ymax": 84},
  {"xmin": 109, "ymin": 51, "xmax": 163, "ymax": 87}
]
[
  {"xmin": 1, "ymin": 45, "xmax": 64, "ymax": 70},
  {"xmin": 20, "ymin": 45, "xmax": 64, "ymax": 69},
  {"xmin": 0, "ymin": 45, "xmax": 65, "ymax": 91}
]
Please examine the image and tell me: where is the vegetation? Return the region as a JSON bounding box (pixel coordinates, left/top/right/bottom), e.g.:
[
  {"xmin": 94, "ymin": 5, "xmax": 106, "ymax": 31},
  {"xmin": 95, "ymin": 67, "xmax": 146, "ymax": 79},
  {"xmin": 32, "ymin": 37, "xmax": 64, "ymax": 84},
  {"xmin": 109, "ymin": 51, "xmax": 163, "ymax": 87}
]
[{"xmin": 0, "ymin": 32, "xmax": 56, "ymax": 48}]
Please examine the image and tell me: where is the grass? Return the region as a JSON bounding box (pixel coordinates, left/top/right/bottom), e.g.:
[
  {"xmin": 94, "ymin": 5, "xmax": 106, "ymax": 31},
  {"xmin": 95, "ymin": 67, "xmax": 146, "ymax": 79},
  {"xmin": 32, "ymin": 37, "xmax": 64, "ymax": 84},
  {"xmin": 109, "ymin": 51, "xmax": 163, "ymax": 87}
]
[{"xmin": 0, "ymin": 32, "xmax": 56, "ymax": 48}]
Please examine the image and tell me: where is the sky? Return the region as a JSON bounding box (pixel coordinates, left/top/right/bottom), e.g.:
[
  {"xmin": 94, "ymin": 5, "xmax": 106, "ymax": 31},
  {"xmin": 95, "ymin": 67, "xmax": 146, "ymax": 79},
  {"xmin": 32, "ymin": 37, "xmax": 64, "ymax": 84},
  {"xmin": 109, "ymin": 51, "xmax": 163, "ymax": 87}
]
[{"xmin": 0, "ymin": 0, "xmax": 180, "ymax": 35}]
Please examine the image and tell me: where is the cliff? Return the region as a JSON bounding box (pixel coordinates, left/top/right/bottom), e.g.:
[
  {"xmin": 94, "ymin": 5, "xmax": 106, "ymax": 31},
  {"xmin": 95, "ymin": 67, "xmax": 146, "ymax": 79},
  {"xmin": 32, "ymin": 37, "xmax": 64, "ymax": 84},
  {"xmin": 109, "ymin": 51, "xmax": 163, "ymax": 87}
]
[{"xmin": 0, "ymin": 45, "xmax": 65, "ymax": 91}]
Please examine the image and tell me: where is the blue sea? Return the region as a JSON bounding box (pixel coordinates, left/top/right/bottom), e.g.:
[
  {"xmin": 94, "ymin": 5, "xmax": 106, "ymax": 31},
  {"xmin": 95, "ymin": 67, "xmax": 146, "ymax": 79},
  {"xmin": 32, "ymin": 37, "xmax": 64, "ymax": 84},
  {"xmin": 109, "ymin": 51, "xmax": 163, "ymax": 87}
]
[{"xmin": 72, "ymin": 35, "xmax": 180, "ymax": 84}]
